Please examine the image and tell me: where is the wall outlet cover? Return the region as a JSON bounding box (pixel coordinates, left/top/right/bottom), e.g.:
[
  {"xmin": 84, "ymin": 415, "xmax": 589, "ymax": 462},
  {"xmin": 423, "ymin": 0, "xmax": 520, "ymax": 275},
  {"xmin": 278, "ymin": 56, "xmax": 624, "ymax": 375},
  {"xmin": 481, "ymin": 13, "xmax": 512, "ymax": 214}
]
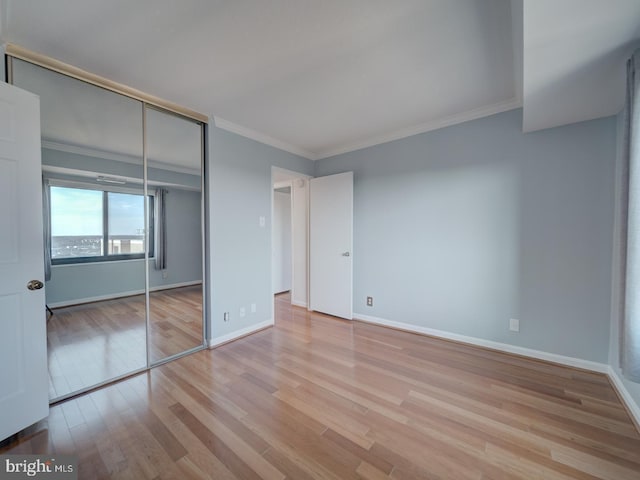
[{"xmin": 509, "ymin": 318, "xmax": 520, "ymax": 332}]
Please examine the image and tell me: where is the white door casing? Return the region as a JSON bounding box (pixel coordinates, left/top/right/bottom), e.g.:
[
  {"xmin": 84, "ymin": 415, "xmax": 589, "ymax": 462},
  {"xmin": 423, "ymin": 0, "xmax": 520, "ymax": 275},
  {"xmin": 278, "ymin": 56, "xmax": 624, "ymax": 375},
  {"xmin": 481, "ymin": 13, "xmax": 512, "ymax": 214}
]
[
  {"xmin": 0, "ymin": 81, "xmax": 48, "ymax": 441},
  {"xmin": 309, "ymin": 171, "xmax": 353, "ymax": 320}
]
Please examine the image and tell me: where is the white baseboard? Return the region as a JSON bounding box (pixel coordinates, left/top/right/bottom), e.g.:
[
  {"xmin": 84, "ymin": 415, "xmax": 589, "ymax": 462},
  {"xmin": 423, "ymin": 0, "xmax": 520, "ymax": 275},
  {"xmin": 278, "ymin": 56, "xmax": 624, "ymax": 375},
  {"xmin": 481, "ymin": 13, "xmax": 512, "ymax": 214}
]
[
  {"xmin": 353, "ymin": 313, "xmax": 609, "ymax": 373},
  {"xmin": 607, "ymin": 366, "xmax": 640, "ymax": 431},
  {"xmin": 208, "ymin": 319, "xmax": 274, "ymax": 348},
  {"xmin": 149, "ymin": 281, "xmax": 202, "ymax": 293},
  {"xmin": 48, "ymin": 281, "xmax": 202, "ymax": 308},
  {"xmin": 49, "ymin": 290, "xmax": 145, "ymax": 308},
  {"xmin": 291, "ymin": 300, "xmax": 308, "ymax": 308}
]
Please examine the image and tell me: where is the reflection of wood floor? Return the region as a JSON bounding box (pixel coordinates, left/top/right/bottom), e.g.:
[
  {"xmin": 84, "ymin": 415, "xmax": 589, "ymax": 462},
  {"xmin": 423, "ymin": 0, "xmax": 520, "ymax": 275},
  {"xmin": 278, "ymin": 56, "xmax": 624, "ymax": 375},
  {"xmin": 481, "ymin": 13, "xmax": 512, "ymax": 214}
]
[
  {"xmin": 47, "ymin": 285, "xmax": 203, "ymax": 400},
  {"xmin": 5, "ymin": 292, "xmax": 640, "ymax": 478},
  {"xmin": 149, "ymin": 285, "xmax": 204, "ymax": 359}
]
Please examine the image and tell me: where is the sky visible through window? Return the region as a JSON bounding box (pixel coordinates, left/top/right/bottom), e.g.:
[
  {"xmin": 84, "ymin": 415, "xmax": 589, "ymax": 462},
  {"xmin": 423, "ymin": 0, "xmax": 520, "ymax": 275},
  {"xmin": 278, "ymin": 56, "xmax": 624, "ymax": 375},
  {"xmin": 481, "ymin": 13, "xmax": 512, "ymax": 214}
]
[
  {"xmin": 108, "ymin": 192, "xmax": 145, "ymax": 236},
  {"xmin": 51, "ymin": 186, "xmax": 102, "ymax": 236},
  {"xmin": 51, "ymin": 187, "xmax": 145, "ymax": 236},
  {"xmin": 51, "ymin": 186, "xmax": 147, "ymax": 260}
]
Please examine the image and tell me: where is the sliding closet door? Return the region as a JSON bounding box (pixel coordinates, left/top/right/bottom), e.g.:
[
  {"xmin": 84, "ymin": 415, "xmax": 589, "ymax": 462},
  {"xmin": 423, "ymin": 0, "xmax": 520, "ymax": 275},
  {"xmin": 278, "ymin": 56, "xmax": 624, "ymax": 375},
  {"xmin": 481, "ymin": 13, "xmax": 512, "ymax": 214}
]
[
  {"xmin": 12, "ymin": 59, "xmax": 148, "ymax": 400},
  {"xmin": 145, "ymin": 106, "xmax": 204, "ymax": 363}
]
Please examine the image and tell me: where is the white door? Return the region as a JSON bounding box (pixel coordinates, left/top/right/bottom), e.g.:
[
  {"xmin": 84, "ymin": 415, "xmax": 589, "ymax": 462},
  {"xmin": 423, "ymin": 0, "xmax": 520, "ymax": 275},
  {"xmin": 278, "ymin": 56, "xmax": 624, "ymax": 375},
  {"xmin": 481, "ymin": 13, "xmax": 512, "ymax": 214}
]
[
  {"xmin": 0, "ymin": 82, "xmax": 48, "ymax": 441},
  {"xmin": 309, "ymin": 172, "xmax": 353, "ymax": 319}
]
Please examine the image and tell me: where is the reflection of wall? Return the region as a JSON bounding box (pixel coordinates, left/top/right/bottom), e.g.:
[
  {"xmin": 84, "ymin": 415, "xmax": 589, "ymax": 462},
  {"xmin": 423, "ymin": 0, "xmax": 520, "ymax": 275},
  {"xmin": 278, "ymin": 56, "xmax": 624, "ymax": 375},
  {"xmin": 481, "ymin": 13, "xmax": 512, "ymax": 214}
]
[
  {"xmin": 42, "ymin": 147, "xmax": 200, "ymax": 189},
  {"xmin": 148, "ymin": 188, "xmax": 202, "ymax": 289},
  {"xmin": 42, "ymin": 148, "xmax": 203, "ymax": 306},
  {"xmin": 46, "ymin": 260, "xmax": 145, "ymax": 306}
]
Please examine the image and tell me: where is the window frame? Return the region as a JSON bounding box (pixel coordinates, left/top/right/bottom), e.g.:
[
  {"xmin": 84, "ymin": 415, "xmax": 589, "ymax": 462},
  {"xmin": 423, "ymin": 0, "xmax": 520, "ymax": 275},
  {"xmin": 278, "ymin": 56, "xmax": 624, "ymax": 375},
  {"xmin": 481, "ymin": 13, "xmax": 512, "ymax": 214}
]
[{"xmin": 49, "ymin": 181, "xmax": 155, "ymax": 265}]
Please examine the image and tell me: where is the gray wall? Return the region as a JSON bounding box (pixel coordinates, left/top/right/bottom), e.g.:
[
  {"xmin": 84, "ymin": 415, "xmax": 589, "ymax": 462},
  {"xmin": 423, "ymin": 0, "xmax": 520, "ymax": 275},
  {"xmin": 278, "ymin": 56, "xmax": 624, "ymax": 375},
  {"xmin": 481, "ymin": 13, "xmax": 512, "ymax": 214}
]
[
  {"xmin": 207, "ymin": 124, "xmax": 314, "ymax": 342},
  {"xmin": 315, "ymin": 109, "xmax": 616, "ymax": 363},
  {"xmin": 148, "ymin": 188, "xmax": 202, "ymax": 288},
  {"xmin": 46, "ymin": 260, "xmax": 145, "ymax": 305}
]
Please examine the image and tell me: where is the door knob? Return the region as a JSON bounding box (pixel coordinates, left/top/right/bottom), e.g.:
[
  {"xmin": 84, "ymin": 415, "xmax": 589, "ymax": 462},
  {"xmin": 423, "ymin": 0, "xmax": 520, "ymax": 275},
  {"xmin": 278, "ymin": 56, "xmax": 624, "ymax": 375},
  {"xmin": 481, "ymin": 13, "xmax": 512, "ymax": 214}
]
[
  {"xmin": 341, "ymin": 252, "xmax": 350, "ymax": 257},
  {"xmin": 27, "ymin": 280, "xmax": 44, "ymax": 290}
]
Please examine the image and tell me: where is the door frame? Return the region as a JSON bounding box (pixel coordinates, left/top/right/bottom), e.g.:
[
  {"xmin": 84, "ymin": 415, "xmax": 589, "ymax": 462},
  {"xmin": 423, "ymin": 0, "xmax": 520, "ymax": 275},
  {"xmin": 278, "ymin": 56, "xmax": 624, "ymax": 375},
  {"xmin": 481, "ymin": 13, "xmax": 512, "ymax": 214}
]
[{"xmin": 271, "ymin": 167, "xmax": 311, "ymax": 322}]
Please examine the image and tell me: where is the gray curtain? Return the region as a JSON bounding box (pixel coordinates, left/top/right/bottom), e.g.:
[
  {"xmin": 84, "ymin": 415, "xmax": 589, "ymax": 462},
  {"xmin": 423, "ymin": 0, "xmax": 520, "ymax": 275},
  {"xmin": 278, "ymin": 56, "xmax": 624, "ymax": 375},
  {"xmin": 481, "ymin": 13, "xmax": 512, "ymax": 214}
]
[
  {"xmin": 42, "ymin": 177, "xmax": 52, "ymax": 282},
  {"xmin": 155, "ymin": 188, "xmax": 168, "ymax": 270},
  {"xmin": 623, "ymin": 49, "xmax": 640, "ymax": 382}
]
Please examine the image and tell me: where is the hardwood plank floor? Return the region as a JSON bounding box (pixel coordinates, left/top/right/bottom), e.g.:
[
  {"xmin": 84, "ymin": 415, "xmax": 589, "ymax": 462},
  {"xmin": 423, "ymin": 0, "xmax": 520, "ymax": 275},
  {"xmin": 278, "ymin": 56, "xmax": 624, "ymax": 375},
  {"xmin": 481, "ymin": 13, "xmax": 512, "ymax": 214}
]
[
  {"xmin": 47, "ymin": 285, "xmax": 203, "ymax": 399},
  {"xmin": 4, "ymin": 293, "xmax": 639, "ymax": 479}
]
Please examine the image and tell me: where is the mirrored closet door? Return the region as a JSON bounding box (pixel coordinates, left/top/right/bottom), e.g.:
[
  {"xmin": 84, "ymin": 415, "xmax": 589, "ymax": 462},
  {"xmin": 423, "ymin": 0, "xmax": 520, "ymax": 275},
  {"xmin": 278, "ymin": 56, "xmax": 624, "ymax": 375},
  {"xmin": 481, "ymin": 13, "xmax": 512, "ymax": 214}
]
[
  {"xmin": 146, "ymin": 106, "xmax": 204, "ymax": 364},
  {"xmin": 9, "ymin": 55, "xmax": 206, "ymax": 402}
]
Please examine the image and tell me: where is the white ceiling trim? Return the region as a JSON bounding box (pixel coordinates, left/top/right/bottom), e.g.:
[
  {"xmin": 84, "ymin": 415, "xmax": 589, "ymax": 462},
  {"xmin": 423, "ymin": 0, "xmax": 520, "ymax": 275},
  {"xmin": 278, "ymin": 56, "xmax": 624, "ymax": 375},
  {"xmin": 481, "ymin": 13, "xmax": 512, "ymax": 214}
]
[
  {"xmin": 216, "ymin": 97, "xmax": 522, "ymax": 162},
  {"xmin": 316, "ymin": 97, "xmax": 523, "ymax": 160},
  {"xmin": 43, "ymin": 165, "xmax": 201, "ymax": 191},
  {"xmin": 213, "ymin": 117, "xmax": 317, "ymax": 160},
  {"xmin": 42, "ymin": 140, "xmax": 201, "ymax": 176},
  {"xmin": 42, "ymin": 139, "xmax": 142, "ymax": 165}
]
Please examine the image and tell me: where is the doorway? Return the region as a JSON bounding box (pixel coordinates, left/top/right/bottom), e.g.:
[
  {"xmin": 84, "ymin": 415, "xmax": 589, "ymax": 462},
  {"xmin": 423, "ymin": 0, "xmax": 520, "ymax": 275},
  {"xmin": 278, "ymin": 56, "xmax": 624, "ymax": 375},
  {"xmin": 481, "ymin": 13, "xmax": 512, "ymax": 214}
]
[
  {"xmin": 272, "ymin": 167, "xmax": 310, "ymax": 318},
  {"xmin": 271, "ymin": 168, "xmax": 355, "ymax": 322},
  {"xmin": 273, "ymin": 185, "xmax": 292, "ymax": 295}
]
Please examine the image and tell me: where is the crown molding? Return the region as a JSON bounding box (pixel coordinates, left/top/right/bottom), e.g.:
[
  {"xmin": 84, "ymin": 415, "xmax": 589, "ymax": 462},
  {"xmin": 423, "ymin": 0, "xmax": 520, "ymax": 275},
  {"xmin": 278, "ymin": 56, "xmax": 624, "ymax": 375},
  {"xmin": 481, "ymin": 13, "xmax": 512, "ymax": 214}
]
[
  {"xmin": 42, "ymin": 139, "xmax": 141, "ymax": 165},
  {"xmin": 213, "ymin": 117, "xmax": 317, "ymax": 160},
  {"xmin": 6, "ymin": 43, "xmax": 208, "ymax": 123},
  {"xmin": 42, "ymin": 140, "xmax": 201, "ymax": 176},
  {"xmin": 315, "ymin": 97, "xmax": 523, "ymax": 160},
  {"xmin": 214, "ymin": 98, "xmax": 522, "ymax": 162}
]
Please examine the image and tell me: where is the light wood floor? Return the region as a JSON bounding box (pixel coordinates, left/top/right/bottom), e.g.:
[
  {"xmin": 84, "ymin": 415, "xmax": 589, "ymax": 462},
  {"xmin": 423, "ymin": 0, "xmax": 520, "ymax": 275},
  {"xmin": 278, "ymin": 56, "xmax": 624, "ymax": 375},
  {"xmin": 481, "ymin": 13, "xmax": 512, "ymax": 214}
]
[
  {"xmin": 4, "ymin": 293, "xmax": 640, "ymax": 479},
  {"xmin": 47, "ymin": 285, "xmax": 203, "ymax": 399}
]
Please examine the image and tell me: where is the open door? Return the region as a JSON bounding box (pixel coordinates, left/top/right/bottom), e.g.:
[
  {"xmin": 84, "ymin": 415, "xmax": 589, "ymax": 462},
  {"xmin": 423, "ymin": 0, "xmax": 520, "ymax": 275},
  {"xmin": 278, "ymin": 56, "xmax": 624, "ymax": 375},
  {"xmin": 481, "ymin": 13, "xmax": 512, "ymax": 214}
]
[
  {"xmin": 309, "ymin": 171, "xmax": 353, "ymax": 320},
  {"xmin": 0, "ymin": 82, "xmax": 48, "ymax": 441}
]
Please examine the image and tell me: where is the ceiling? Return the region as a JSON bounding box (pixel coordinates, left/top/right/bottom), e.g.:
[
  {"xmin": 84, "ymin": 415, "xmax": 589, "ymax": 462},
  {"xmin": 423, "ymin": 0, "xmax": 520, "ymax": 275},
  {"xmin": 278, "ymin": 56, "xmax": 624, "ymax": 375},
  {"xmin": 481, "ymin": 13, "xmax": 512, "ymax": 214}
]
[
  {"xmin": 1, "ymin": 1, "xmax": 639, "ymax": 160},
  {"xmin": 523, "ymin": 0, "xmax": 640, "ymax": 132}
]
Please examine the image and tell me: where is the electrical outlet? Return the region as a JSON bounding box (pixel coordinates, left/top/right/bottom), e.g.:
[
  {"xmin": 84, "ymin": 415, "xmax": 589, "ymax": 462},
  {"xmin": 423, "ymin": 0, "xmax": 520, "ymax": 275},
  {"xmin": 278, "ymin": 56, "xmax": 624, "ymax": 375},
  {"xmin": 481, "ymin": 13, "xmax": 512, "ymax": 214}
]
[
  {"xmin": 509, "ymin": 318, "xmax": 519, "ymax": 332},
  {"xmin": 240, "ymin": 307, "xmax": 246, "ymax": 317},
  {"xmin": 366, "ymin": 296, "xmax": 373, "ymax": 307},
  {"xmin": 251, "ymin": 303, "xmax": 257, "ymax": 313},
  {"xmin": 224, "ymin": 312, "xmax": 229, "ymax": 322},
  {"xmin": 162, "ymin": 270, "xmax": 168, "ymax": 279}
]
